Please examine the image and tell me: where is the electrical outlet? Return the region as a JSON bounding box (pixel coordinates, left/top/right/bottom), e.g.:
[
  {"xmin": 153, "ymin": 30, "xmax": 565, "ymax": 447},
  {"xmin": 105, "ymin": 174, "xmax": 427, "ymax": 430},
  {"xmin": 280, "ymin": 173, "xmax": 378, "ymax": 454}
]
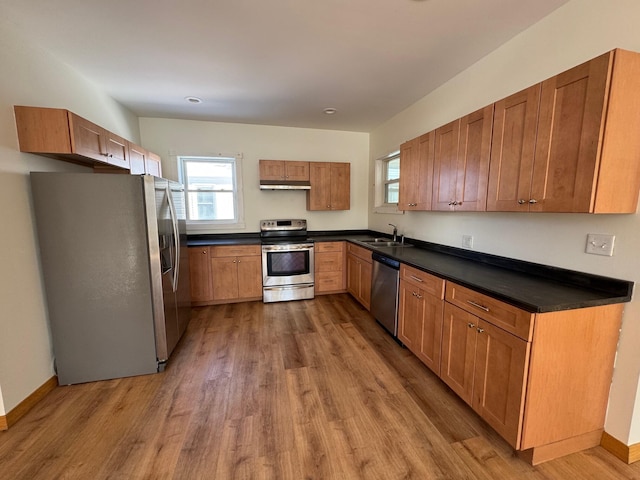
[
  {"xmin": 585, "ymin": 233, "xmax": 615, "ymax": 256},
  {"xmin": 462, "ymin": 235, "xmax": 473, "ymax": 249}
]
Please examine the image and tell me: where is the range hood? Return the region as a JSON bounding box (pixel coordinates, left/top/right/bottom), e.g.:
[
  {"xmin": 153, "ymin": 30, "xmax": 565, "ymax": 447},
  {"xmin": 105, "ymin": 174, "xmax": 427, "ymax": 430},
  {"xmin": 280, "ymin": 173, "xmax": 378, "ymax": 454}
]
[{"xmin": 259, "ymin": 180, "xmax": 311, "ymax": 190}]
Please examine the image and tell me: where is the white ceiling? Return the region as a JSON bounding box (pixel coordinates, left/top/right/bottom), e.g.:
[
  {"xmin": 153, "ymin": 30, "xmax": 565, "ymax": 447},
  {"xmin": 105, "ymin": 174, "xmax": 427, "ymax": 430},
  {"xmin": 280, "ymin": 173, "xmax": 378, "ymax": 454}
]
[{"xmin": 1, "ymin": 0, "xmax": 569, "ymax": 132}]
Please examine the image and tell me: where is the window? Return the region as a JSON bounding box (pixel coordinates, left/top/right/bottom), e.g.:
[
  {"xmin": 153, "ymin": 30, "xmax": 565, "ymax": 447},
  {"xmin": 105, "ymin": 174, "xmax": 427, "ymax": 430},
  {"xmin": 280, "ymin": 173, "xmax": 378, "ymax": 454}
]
[
  {"xmin": 384, "ymin": 154, "xmax": 400, "ymax": 204},
  {"xmin": 178, "ymin": 155, "xmax": 244, "ymax": 229},
  {"xmin": 374, "ymin": 150, "xmax": 402, "ymax": 214}
]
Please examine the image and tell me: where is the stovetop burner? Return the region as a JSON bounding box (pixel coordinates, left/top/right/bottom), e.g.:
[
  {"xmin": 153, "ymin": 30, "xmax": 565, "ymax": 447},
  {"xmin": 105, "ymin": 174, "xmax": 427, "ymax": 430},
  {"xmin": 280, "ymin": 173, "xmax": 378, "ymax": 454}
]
[{"xmin": 260, "ymin": 219, "xmax": 310, "ymax": 244}]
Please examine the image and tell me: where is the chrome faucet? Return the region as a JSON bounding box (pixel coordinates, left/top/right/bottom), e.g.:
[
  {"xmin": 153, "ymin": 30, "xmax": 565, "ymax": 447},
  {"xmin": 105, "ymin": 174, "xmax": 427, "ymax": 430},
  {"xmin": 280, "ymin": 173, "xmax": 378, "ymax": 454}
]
[{"xmin": 389, "ymin": 223, "xmax": 398, "ymax": 242}]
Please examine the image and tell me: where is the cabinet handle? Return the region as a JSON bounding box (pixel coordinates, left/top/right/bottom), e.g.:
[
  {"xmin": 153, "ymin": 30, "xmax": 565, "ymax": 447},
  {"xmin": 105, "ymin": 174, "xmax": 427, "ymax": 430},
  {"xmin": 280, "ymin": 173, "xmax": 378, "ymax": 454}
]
[
  {"xmin": 232, "ymin": 259, "xmax": 237, "ymax": 263},
  {"xmin": 477, "ymin": 327, "xmax": 485, "ymax": 334},
  {"xmin": 448, "ymin": 201, "xmax": 456, "ymax": 206},
  {"xmin": 467, "ymin": 300, "xmax": 489, "ymax": 312},
  {"xmin": 202, "ymin": 250, "xmax": 207, "ymax": 254},
  {"xmin": 467, "ymin": 322, "xmax": 475, "ymax": 328},
  {"xmin": 529, "ymin": 199, "xmax": 538, "ymax": 204},
  {"xmin": 415, "ymin": 293, "xmax": 423, "ymax": 299},
  {"xmin": 518, "ymin": 199, "xmax": 527, "ymax": 205},
  {"xmin": 409, "ymin": 275, "xmax": 423, "ymax": 283}
]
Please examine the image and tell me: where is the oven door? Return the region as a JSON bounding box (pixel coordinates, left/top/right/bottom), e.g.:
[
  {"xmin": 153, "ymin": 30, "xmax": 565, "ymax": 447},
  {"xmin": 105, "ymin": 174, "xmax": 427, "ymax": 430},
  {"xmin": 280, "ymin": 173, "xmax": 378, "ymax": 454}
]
[{"xmin": 262, "ymin": 243, "xmax": 314, "ymax": 287}]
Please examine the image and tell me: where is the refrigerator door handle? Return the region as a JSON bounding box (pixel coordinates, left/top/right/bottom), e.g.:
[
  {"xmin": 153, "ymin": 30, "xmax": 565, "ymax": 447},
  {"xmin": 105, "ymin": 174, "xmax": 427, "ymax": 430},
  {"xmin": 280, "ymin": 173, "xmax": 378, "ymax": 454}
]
[{"xmin": 166, "ymin": 185, "xmax": 180, "ymax": 293}]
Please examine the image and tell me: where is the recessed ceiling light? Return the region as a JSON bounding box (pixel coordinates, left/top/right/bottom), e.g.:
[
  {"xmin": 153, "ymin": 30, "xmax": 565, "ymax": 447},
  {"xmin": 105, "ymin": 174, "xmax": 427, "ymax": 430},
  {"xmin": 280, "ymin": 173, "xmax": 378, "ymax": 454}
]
[
  {"xmin": 323, "ymin": 107, "xmax": 337, "ymax": 115},
  {"xmin": 185, "ymin": 96, "xmax": 203, "ymax": 104}
]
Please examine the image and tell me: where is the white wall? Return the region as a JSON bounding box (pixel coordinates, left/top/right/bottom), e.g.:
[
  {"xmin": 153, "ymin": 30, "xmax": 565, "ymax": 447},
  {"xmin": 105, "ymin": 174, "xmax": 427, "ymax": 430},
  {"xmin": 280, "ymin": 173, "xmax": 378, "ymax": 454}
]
[
  {"xmin": 0, "ymin": 19, "xmax": 140, "ymax": 415},
  {"xmin": 139, "ymin": 118, "xmax": 370, "ymax": 233},
  {"xmin": 370, "ymin": 0, "xmax": 640, "ymax": 445}
]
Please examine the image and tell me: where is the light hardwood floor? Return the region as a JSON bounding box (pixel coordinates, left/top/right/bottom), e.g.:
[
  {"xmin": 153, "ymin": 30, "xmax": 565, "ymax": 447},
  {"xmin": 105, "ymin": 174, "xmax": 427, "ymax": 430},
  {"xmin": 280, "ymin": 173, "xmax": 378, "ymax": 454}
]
[{"xmin": 1, "ymin": 294, "xmax": 638, "ymax": 479}]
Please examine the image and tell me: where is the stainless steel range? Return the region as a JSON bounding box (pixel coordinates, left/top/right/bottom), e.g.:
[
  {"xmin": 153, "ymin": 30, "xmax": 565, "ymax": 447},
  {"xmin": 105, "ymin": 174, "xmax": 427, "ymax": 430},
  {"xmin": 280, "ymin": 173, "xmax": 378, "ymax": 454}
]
[{"xmin": 260, "ymin": 219, "xmax": 314, "ymax": 303}]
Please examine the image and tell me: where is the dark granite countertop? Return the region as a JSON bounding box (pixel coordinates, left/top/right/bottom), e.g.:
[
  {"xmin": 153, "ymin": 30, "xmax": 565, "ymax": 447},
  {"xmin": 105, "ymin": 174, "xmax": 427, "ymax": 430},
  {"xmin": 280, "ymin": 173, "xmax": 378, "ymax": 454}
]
[{"xmin": 188, "ymin": 230, "xmax": 633, "ymax": 313}]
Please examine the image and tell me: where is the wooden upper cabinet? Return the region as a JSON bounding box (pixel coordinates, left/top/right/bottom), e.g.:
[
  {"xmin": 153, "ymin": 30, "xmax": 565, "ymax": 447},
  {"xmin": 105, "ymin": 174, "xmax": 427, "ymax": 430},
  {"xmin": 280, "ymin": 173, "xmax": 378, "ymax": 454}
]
[
  {"xmin": 399, "ymin": 131, "xmax": 435, "ymax": 211},
  {"xmin": 432, "ymin": 105, "xmax": 493, "ymax": 211},
  {"xmin": 531, "ymin": 49, "xmax": 640, "ymax": 213},
  {"xmin": 307, "ymin": 162, "xmax": 350, "ymax": 210},
  {"xmin": 259, "ymin": 160, "xmax": 309, "ymax": 182},
  {"xmin": 129, "ymin": 143, "xmax": 163, "ymax": 177},
  {"xmin": 487, "ymin": 84, "xmax": 541, "ymax": 212}
]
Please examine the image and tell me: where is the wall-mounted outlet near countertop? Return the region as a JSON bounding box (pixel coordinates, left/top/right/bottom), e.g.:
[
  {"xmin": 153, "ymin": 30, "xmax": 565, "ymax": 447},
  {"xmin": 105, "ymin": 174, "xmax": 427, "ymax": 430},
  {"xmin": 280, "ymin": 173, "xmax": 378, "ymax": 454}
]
[
  {"xmin": 462, "ymin": 235, "xmax": 473, "ymax": 249},
  {"xmin": 585, "ymin": 233, "xmax": 615, "ymax": 256}
]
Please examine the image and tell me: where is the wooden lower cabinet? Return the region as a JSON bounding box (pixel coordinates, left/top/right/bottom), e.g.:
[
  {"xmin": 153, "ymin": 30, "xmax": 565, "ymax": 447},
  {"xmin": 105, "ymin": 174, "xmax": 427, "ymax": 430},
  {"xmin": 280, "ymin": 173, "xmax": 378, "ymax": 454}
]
[
  {"xmin": 439, "ymin": 281, "xmax": 623, "ymax": 464},
  {"xmin": 211, "ymin": 245, "xmax": 262, "ymax": 303},
  {"xmin": 315, "ymin": 241, "xmax": 346, "ymax": 294},
  {"xmin": 441, "ymin": 302, "xmax": 529, "ymax": 448},
  {"xmin": 397, "ymin": 265, "xmax": 444, "ymax": 375},
  {"xmin": 188, "ymin": 247, "xmax": 214, "ymax": 304},
  {"xmin": 188, "ymin": 245, "xmax": 262, "ymax": 305},
  {"xmin": 346, "ymin": 243, "xmax": 372, "ymax": 310}
]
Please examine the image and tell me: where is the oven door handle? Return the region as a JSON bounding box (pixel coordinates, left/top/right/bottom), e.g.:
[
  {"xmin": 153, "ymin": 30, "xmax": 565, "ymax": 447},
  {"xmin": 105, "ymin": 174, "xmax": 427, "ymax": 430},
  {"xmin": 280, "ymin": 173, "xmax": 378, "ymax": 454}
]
[
  {"xmin": 262, "ymin": 244, "xmax": 314, "ymax": 251},
  {"xmin": 263, "ymin": 285, "xmax": 314, "ymax": 291}
]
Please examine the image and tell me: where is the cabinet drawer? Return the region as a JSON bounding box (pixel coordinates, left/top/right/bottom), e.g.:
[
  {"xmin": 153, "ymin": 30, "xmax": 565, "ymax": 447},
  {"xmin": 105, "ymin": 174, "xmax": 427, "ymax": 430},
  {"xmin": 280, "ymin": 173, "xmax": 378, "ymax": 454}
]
[
  {"xmin": 315, "ymin": 252, "xmax": 343, "ymax": 272},
  {"xmin": 347, "ymin": 243, "xmax": 372, "ymax": 263},
  {"xmin": 445, "ymin": 282, "xmax": 534, "ymax": 341},
  {"xmin": 316, "ymin": 272, "xmax": 345, "ymax": 292},
  {"xmin": 210, "ymin": 245, "xmax": 261, "ymax": 257},
  {"xmin": 400, "ymin": 264, "xmax": 444, "ymax": 299},
  {"xmin": 315, "ymin": 241, "xmax": 344, "ymax": 253}
]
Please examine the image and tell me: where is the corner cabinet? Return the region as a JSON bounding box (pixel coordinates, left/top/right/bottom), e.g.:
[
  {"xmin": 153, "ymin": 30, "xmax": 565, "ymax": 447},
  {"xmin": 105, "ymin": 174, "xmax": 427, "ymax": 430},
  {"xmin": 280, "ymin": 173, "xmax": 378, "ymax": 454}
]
[
  {"xmin": 129, "ymin": 143, "xmax": 163, "ymax": 177},
  {"xmin": 306, "ymin": 162, "xmax": 351, "ymax": 211},
  {"xmin": 441, "ymin": 281, "xmax": 623, "ymax": 464}
]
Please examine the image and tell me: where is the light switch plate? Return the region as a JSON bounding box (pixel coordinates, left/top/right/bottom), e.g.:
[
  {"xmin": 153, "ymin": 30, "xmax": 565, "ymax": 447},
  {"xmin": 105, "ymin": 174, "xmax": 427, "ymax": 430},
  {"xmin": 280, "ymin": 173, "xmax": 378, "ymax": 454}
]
[
  {"xmin": 462, "ymin": 235, "xmax": 473, "ymax": 249},
  {"xmin": 585, "ymin": 233, "xmax": 615, "ymax": 256}
]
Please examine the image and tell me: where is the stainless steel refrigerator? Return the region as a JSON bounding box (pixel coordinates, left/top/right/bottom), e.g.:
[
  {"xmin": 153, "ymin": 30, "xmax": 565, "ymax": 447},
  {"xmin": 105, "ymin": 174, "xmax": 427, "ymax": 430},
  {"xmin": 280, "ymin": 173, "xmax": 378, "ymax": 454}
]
[{"xmin": 30, "ymin": 172, "xmax": 191, "ymax": 385}]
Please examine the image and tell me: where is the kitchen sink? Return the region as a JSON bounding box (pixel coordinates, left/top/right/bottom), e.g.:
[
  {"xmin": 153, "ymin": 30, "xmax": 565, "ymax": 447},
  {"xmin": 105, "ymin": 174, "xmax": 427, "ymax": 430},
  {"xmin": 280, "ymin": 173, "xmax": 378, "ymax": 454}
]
[{"xmin": 361, "ymin": 238, "xmax": 413, "ymax": 247}]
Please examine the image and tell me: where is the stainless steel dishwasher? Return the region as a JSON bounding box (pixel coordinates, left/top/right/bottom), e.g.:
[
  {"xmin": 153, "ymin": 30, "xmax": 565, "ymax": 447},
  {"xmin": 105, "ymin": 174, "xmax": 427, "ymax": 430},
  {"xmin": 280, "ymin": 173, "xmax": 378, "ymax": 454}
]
[{"xmin": 370, "ymin": 252, "xmax": 400, "ymax": 338}]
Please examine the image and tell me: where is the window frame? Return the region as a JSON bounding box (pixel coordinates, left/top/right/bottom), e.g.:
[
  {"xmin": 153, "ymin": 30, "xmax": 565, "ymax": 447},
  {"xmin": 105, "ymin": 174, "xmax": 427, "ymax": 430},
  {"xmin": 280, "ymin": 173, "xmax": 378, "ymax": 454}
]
[
  {"xmin": 383, "ymin": 154, "xmax": 400, "ymax": 204},
  {"xmin": 374, "ymin": 150, "xmax": 403, "ymax": 214},
  {"xmin": 178, "ymin": 154, "xmax": 245, "ymax": 230}
]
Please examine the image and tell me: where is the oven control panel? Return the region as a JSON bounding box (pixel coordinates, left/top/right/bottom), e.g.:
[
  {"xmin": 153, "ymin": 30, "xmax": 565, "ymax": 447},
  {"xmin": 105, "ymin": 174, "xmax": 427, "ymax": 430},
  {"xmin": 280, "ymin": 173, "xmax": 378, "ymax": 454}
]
[{"xmin": 260, "ymin": 219, "xmax": 307, "ymax": 232}]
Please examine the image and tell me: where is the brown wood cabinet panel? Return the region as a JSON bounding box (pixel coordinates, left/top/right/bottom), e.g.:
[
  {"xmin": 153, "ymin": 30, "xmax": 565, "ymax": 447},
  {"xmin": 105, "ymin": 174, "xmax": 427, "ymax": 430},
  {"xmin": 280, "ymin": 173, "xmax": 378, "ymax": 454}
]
[
  {"xmin": 236, "ymin": 255, "xmax": 263, "ymax": 299},
  {"xmin": 399, "ymin": 132, "xmax": 435, "ymax": 211},
  {"xmin": 454, "ymin": 105, "xmax": 494, "ymax": 211},
  {"xmin": 128, "ymin": 143, "xmax": 147, "ymax": 175},
  {"xmin": 211, "ymin": 257, "xmax": 239, "ymax": 301},
  {"xmin": 102, "ymin": 131, "xmax": 129, "ymax": 170},
  {"xmin": 487, "ymin": 84, "xmax": 541, "ymax": 212},
  {"xmin": 520, "ymin": 304, "xmax": 623, "ymax": 450},
  {"xmin": 307, "ymin": 162, "xmax": 350, "ymax": 211},
  {"xmin": 346, "ymin": 243, "xmax": 371, "ymax": 263},
  {"xmin": 69, "ymin": 114, "xmax": 105, "ymax": 162},
  {"xmin": 445, "ymin": 282, "xmax": 534, "ymax": 341},
  {"xmin": 259, "ymin": 160, "xmax": 309, "ymax": 182},
  {"xmin": 432, "ymin": 119, "xmax": 460, "ymax": 211},
  {"xmin": 188, "ymin": 247, "xmax": 213, "ymax": 303},
  {"xmin": 145, "ymin": 151, "xmax": 163, "ymax": 177},
  {"xmin": 315, "ymin": 241, "xmax": 346, "ymax": 295},
  {"xmin": 210, "ymin": 245, "xmax": 261, "ymax": 258},
  {"xmin": 473, "ymin": 319, "xmax": 530, "ymax": 448},
  {"xmin": 346, "ymin": 250, "xmax": 371, "ymax": 310}
]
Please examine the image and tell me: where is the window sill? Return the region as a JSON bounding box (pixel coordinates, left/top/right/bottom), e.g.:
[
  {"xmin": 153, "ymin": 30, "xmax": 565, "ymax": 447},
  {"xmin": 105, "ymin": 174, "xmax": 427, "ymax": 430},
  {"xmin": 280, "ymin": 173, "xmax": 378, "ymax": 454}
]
[
  {"xmin": 373, "ymin": 205, "xmax": 404, "ymax": 215},
  {"xmin": 186, "ymin": 221, "xmax": 246, "ymax": 233}
]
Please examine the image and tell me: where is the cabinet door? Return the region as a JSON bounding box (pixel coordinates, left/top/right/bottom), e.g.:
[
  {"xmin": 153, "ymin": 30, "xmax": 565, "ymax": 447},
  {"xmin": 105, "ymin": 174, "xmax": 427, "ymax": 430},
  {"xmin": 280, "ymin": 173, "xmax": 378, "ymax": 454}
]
[
  {"xmin": 188, "ymin": 247, "xmax": 213, "ymax": 302},
  {"xmin": 346, "ymin": 254, "xmax": 359, "ymax": 299},
  {"xmin": 359, "ymin": 259, "xmax": 372, "ymax": 310},
  {"xmin": 330, "ymin": 162, "xmax": 350, "ymax": 210},
  {"xmin": 418, "ymin": 291, "xmax": 444, "ymax": 376},
  {"xmin": 473, "ymin": 319, "xmax": 530, "ymax": 449},
  {"xmin": 307, "ymin": 162, "xmax": 331, "ymax": 210},
  {"xmin": 211, "ymin": 257, "xmax": 239, "ymax": 300},
  {"xmin": 398, "ymin": 138, "xmax": 419, "ymax": 210},
  {"xmin": 103, "ymin": 131, "xmax": 129, "ymax": 169},
  {"xmin": 487, "ymin": 85, "xmax": 541, "ymax": 212},
  {"xmin": 145, "ymin": 151, "xmax": 163, "ymax": 177},
  {"xmin": 129, "ymin": 143, "xmax": 147, "ymax": 175},
  {"xmin": 236, "ymin": 255, "xmax": 263, "ymax": 299},
  {"xmin": 454, "ymin": 105, "xmax": 493, "ymax": 211},
  {"xmin": 530, "ymin": 51, "xmax": 612, "ymax": 212},
  {"xmin": 416, "ymin": 131, "xmax": 435, "ymax": 210},
  {"xmin": 347, "ymin": 253, "xmax": 370, "ymax": 309},
  {"xmin": 441, "ymin": 303, "xmax": 477, "ymax": 405},
  {"xmin": 432, "ymin": 119, "xmax": 461, "ymax": 210},
  {"xmin": 69, "ymin": 113, "xmax": 105, "ymax": 162},
  {"xmin": 398, "ymin": 279, "xmax": 423, "ymax": 352},
  {"xmin": 284, "ymin": 161, "xmax": 310, "ymax": 181},
  {"xmin": 259, "ymin": 160, "xmax": 286, "ymax": 181}
]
